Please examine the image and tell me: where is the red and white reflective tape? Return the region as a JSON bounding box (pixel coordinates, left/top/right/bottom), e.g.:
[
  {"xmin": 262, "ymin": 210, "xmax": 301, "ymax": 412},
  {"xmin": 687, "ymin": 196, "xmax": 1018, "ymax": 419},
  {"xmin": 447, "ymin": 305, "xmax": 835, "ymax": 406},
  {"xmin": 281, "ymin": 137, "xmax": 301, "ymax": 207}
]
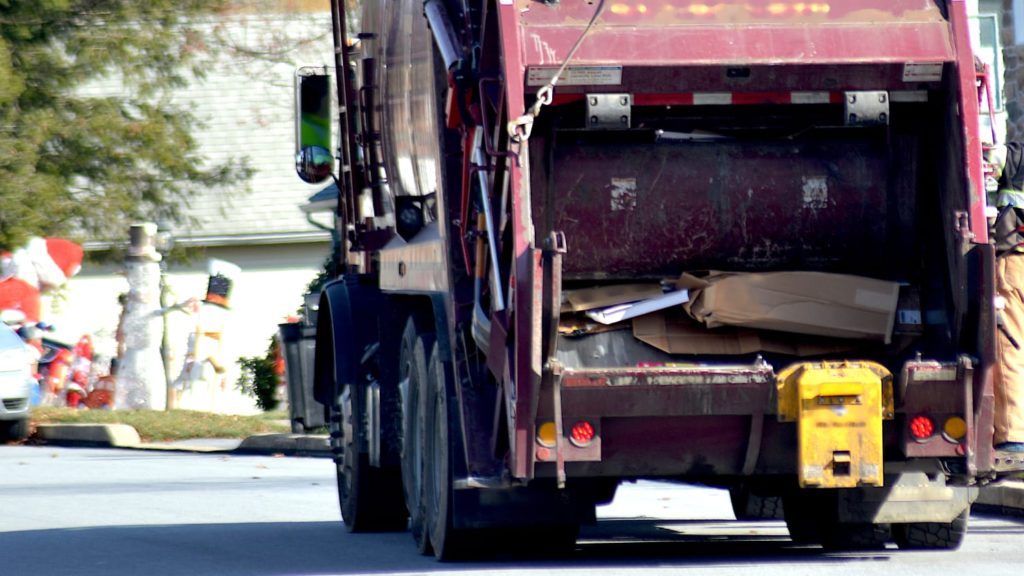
[
  {"xmin": 552, "ymin": 91, "xmax": 929, "ymax": 106},
  {"xmin": 632, "ymin": 91, "xmax": 928, "ymax": 106}
]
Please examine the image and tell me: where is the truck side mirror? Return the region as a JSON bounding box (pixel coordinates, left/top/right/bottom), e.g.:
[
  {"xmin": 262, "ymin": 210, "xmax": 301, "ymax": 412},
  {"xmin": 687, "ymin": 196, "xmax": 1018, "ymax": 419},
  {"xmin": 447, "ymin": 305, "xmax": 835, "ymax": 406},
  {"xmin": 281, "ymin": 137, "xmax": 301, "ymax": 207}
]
[
  {"xmin": 295, "ymin": 68, "xmax": 334, "ymax": 184},
  {"xmin": 295, "ymin": 146, "xmax": 334, "ymax": 184}
]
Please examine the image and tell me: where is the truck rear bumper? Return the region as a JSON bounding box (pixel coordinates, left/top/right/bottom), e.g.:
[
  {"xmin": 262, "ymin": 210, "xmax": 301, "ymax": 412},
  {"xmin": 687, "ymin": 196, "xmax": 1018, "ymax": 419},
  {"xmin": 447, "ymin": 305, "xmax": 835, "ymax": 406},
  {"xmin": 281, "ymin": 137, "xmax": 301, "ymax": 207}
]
[
  {"xmin": 560, "ymin": 363, "xmax": 775, "ymax": 416},
  {"xmin": 537, "ymin": 361, "xmax": 966, "ymax": 481},
  {"xmin": 554, "ymin": 359, "xmax": 900, "ymax": 418},
  {"xmin": 539, "ymin": 362, "xmax": 779, "ymax": 477}
]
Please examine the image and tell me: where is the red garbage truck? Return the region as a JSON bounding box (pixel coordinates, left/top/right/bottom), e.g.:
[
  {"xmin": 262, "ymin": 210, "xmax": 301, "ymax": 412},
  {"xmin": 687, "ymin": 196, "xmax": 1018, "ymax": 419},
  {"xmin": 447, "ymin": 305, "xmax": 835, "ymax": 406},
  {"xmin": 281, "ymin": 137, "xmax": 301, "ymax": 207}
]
[{"xmin": 294, "ymin": 0, "xmax": 1007, "ymax": 558}]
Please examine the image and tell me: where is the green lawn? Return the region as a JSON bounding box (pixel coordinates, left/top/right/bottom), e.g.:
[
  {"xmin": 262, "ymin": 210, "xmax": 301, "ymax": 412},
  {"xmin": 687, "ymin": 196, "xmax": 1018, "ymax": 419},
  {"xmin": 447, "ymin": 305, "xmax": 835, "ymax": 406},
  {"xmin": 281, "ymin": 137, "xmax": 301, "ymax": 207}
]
[{"xmin": 31, "ymin": 407, "xmax": 291, "ymax": 442}]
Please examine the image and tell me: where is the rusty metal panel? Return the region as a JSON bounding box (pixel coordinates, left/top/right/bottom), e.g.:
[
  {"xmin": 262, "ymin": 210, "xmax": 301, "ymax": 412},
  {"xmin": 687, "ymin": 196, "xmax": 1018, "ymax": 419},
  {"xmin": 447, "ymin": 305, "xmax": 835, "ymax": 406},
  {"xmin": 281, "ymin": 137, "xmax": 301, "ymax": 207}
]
[
  {"xmin": 947, "ymin": 0, "xmax": 988, "ymax": 245},
  {"xmin": 538, "ymin": 417, "xmax": 804, "ymax": 477},
  {"xmin": 498, "ymin": 0, "xmax": 538, "ymax": 481},
  {"xmin": 521, "ymin": 1, "xmax": 945, "ymax": 26},
  {"xmin": 900, "ymin": 363, "xmax": 962, "ymax": 413},
  {"xmin": 559, "ymin": 364, "xmax": 775, "ymax": 417},
  {"xmin": 520, "ymin": 24, "xmax": 954, "ymax": 68},
  {"xmin": 579, "ymin": 415, "xmax": 752, "ymax": 477},
  {"xmin": 899, "ymin": 359, "xmax": 970, "ymax": 459},
  {"xmin": 512, "ymin": 248, "xmax": 545, "ymax": 479},
  {"xmin": 531, "ymin": 136, "xmax": 892, "ymax": 278},
  {"xmin": 517, "ymin": 1, "xmax": 953, "ymax": 67}
]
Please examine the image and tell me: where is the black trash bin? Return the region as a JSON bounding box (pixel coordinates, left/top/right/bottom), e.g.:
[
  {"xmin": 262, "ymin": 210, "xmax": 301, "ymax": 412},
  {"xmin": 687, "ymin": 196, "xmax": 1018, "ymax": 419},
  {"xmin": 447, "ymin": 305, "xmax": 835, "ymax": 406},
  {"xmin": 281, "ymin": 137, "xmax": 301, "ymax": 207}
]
[{"xmin": 278, "ymin": 320, "xmax": 324, "ymax": 433}]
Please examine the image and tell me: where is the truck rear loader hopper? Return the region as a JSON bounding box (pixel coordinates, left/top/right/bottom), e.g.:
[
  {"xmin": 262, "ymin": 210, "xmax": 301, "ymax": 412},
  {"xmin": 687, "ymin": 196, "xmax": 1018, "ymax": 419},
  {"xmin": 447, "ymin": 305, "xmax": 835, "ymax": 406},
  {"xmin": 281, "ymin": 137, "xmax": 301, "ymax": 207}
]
[{"xmin": 295, "ymin": 0, "xmax": 1005, "ymax": 559}]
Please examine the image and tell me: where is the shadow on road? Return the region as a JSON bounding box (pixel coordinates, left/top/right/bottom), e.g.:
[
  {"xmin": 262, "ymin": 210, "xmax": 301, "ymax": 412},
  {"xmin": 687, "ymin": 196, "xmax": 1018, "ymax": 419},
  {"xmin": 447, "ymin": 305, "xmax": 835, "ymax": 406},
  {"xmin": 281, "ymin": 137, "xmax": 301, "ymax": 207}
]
[
  {"xmin": 0, "ymin": 518, "xmax": 905, "ymax": 576},
  {"xmin": 2, "ymin": 521, "xmax": 417, "ymax": 576}
]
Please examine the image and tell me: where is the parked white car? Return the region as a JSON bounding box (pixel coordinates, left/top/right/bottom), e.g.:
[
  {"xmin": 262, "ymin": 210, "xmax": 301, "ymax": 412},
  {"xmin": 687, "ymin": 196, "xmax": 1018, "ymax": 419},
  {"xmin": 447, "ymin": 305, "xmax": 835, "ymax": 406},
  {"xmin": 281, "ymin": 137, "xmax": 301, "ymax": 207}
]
[{"xmin": 0, "ymin": 322, "xmax": 32, "ymax": 441}]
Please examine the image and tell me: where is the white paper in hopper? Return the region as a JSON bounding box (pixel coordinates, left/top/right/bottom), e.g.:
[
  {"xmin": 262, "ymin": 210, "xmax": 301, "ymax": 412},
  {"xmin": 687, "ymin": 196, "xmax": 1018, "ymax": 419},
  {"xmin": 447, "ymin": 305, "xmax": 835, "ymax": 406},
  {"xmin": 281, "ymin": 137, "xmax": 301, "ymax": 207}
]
[{"xmin": 584, "ymin": 289, "xmax": 690, "ymax": 325}]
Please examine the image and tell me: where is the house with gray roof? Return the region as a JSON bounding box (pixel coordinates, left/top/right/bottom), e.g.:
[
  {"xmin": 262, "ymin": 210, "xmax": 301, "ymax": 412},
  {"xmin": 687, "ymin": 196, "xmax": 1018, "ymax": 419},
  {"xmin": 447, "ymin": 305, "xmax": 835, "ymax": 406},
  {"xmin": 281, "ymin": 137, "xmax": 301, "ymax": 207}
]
[{"xmin": 47, "ymin": 4, "xmax": 336, "ymax": 413}]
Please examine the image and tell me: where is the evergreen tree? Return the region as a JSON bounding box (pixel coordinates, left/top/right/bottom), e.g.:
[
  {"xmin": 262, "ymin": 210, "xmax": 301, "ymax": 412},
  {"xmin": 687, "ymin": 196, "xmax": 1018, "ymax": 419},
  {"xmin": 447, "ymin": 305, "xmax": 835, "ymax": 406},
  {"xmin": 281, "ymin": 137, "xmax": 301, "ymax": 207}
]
[{"xmin": 0, "ymin": 0, "xmax": 253, "ymax": 250}]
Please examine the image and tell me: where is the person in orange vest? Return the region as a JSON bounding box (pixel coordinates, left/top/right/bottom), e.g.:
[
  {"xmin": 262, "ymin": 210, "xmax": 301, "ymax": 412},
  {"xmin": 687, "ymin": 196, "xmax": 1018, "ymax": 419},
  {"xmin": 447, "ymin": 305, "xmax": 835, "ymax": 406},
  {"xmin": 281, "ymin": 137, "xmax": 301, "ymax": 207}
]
[{"xmin": 985, "ymin": 142, "xmax": 1024, "ymax": 469}]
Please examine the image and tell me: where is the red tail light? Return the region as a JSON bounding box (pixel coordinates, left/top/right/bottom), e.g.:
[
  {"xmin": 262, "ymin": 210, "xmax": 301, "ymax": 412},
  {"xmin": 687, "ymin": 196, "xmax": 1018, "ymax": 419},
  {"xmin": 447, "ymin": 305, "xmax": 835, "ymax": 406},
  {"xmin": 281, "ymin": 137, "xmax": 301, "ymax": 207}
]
[
  {"xmin": 569, "ymin": 421, "xmax": 596, "ymax": 447},
  {"xmin": 909, "ymin": 415, "xmax": 935, "ymax": 441}
]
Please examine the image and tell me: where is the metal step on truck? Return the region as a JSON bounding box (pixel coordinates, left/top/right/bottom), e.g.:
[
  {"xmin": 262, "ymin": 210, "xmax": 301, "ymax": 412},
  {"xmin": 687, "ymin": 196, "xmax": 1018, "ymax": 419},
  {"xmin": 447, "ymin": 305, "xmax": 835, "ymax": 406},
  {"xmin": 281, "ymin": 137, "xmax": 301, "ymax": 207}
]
[{"xmin": 292, "ymin": 0, "xmax": 1014, "ymax": 559}]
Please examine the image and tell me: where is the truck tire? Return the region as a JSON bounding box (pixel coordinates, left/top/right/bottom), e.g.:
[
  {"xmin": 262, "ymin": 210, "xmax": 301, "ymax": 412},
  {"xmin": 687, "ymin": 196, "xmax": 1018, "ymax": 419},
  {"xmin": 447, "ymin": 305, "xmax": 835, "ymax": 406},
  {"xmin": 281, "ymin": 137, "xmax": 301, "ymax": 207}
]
[
  {"xmin": 822, "ymin": 523, "xmax": 891, "ymax": 550},
  {"xmin": 729, "ymin": 484, "xmax": 784, "ymax": 520},
  {"xmin": 333, "ymin": 383, "xmax": 407, "ymax": 532},
  {"xmin": 400, "ymin": 318, "xmax": 434, "ymax": 554},
  {"xmin": 782, "ymin": 492, "xmax": 822, "ymax": 545},
  {"xmin": 783, "ymin": 491, "xmax": 889, "ymax": 549},
  {"xmin": 423, "ymin": 345, "xmax": 477, "ymax": 560},
  {"xmin": 893, "ymin": 509, "xmax": 969, "ymax": 550}
]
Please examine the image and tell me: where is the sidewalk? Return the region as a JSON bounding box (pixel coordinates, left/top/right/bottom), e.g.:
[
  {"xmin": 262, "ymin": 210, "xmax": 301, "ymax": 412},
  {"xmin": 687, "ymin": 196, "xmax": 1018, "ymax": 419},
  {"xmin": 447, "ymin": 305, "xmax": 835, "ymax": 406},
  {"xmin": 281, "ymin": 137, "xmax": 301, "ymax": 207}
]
[
  {"xmin": 33, "ymin": 423, "xmax": 330, "ymax": 457},
  {"xmin": 976, "ymin": 479, "xmax": 1024, "ymax": 517}
]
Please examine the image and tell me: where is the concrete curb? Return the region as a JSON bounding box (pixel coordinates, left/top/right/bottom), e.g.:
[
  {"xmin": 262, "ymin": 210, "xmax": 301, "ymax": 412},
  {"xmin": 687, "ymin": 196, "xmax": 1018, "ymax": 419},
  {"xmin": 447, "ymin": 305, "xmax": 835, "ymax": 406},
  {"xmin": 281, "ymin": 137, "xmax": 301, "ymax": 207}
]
[
  {"xmin": 33, "ymin": 423, "xmax": 330, "ymax": 457},
  {"xmin": 235, "ymin": 433, "xmax": 330, "ymax": 456},
  {"xmin": 35, "ymin": 423, "xmax": 142, "ymax": 448},
  {"xmin": 976, "ymin": 480, "xmax": 1024, "ymax": 517}
]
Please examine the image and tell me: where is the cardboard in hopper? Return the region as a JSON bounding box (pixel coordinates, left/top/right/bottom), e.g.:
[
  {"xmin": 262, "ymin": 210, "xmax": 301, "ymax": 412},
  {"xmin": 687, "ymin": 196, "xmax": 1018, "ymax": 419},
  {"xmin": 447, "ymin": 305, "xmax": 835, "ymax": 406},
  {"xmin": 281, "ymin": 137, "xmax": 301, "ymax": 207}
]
[
  {"xmin": 633, "ymin": 309, "xmax": 861, "ymax": 356},
  {"xmin": 683, "ymin": 271, "xmax": 900, "ymax": 343}
]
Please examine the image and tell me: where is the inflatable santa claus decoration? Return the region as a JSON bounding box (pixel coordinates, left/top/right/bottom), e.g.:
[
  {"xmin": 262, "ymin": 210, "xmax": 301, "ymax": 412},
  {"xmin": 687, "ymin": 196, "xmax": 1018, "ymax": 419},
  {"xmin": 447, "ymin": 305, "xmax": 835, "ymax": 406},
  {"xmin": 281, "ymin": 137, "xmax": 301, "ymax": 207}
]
[{"xmin": 0, "ymin": 237, "xmax": 84, "ymax": 322}]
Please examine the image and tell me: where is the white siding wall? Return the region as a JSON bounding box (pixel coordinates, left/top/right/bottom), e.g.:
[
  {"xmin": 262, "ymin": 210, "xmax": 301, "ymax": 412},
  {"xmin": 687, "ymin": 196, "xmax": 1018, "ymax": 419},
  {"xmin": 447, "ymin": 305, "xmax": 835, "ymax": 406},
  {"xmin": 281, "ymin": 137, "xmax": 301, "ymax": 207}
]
[
  {"xmin": 47, "ymin": 243, "xmax": 329, "ymax": 414},
  {"xmin": 56, "ymin": 9, "xmax": 339, "ymax": 413}
]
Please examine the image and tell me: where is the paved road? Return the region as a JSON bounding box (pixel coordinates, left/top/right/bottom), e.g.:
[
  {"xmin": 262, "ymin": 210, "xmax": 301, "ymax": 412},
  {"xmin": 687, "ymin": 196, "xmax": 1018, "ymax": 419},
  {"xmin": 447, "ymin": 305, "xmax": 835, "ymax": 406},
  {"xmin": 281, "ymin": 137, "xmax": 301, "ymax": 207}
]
[{"xmin": 2, "ymin": 445, "xmax": 1024, "ymax": 576}]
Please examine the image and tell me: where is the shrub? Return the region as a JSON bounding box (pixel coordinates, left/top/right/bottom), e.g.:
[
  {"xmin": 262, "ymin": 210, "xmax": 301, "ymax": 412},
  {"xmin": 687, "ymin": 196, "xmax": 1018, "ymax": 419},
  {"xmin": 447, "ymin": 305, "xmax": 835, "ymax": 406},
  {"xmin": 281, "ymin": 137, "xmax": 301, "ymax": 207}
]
[{"xmin": 236, "ymin": 337, "xmax": 281, "ymax": 411}]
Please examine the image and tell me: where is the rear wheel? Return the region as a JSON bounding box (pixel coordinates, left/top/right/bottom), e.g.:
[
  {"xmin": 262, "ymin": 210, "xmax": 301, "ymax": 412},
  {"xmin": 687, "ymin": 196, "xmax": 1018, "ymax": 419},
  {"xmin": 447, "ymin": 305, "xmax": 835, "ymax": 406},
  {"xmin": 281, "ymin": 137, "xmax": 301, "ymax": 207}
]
[
  {"xmin": 782, "ymin": 492, "xmax": 823, "ymax": 545},
  {"xmin": 822, "ymin": 523, "xmax": 891, "ymax": 550},
  {"xmin": 893, "ymin": 508, "xmax": 969, "ymax": 550},
  {"xmin": 423, "ymin": 345, "xmax": 478, "ymax": 560},
  {"xmin": 333, "ymin": 380, "xmax": 407, "ymax": 532},
  {"xmin": 730, "ymin": 484, "xmax": 784, "ymax": 520},
  {"xmin": 783, "ymin": 491, "xmax": 889, "ymax": 550},
  {"xmin": 399, "ymin": 318, "xmax": 434, "ymax": 554}
]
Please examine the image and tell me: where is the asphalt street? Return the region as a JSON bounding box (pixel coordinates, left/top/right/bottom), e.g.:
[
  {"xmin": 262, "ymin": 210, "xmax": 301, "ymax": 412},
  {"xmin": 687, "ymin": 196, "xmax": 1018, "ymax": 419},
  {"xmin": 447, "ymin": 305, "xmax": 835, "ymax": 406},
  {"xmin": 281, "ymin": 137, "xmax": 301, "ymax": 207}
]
[{"xmin": 2, "ymin": 445, "xmax": 1024, "ymax": 576}]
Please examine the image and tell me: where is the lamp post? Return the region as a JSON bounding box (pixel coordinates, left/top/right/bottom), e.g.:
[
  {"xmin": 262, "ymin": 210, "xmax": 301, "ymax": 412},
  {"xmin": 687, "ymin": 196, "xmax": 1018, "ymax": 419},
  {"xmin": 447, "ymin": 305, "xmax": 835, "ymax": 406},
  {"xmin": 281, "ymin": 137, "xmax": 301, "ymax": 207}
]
[{"xmin": 155, "ymin": 222, "xmax": 175, "ymax": 411}]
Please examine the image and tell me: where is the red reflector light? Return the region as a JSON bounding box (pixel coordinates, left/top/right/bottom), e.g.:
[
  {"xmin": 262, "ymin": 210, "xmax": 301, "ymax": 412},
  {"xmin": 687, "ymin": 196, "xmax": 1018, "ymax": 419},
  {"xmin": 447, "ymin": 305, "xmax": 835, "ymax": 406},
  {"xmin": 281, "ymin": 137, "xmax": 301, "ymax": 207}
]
[
  {"xmin": 569, "ymin": 421, "xmax": 595, "ymax": 447},
  {"xmin": 909, "ymin": 415, "xmax": 935, "ymax": 440}
]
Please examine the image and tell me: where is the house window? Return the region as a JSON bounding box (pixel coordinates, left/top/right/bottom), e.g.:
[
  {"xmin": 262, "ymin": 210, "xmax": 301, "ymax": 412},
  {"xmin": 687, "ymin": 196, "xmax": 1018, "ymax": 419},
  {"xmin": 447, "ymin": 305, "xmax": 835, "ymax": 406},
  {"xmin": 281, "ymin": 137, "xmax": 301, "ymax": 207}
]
[
  {"xmin": 1016, "ymin": 0, "xmax": 1024, "ymax": 45},
  {"xmin": 974, "ymin": 12, "xmax": 1004, "ymax": 111}
]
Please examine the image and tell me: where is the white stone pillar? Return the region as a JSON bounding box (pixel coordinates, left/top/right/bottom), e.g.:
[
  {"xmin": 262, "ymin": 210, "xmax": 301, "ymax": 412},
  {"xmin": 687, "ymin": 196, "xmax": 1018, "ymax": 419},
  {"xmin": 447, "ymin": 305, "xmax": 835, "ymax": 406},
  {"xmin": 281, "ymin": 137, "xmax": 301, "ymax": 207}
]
[{"xmin": 115, "ymin": 223, "xmax": 167, "ymax": 410}]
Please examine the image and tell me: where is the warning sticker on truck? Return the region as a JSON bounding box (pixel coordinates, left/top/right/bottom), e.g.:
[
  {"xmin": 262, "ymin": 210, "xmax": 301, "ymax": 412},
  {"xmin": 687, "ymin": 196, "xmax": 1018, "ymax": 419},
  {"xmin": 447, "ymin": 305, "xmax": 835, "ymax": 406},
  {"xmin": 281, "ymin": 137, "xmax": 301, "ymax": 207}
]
[
  {"xmin": 902, "ymin": 63, "xmax": 943, "ymax": 83},
  {"xmin": 801, "ymin": 176, "xmax": 829, "ymax": 210},
  {"xmin": 610, "ymin": 178, "xmax": 637, "ymax": 211},
  {"xmin": 527, "ymin": 66, "xmax": 623, "ymax": 87}
]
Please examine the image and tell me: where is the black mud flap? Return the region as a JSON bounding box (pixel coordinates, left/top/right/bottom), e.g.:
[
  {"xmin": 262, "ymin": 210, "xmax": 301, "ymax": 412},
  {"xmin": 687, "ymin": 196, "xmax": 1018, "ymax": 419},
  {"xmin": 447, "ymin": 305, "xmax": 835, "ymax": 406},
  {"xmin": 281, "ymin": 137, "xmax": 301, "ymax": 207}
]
[{"xmin": 313, "ymin": 274, "xmax": 384, "ymax": 406}]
